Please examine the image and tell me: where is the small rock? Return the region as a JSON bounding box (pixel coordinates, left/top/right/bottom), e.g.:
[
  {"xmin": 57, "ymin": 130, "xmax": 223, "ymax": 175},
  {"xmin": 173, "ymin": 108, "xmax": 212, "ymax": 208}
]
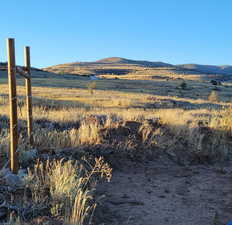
[
  {"xmin": 4, "ymin": 173, "xmax": 22, "ymax": 187},
  {"xmin": 18, "ymin": 169, "xmax": 27, "ymax": 179},
  {"xmin": 0, "ymin": 168, "xmax": 11, "ymax": 178},
  {"xmin": 22, "ymin": 149, "xmax": 38, "ymax": 161},
  {"xmin": 20, "ymin": 149, "xmax": 38, "ymax": 166}
]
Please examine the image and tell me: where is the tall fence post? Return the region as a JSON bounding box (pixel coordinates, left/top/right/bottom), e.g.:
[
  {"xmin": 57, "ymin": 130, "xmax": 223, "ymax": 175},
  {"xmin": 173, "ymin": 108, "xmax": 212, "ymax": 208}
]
[
  {"xmin": 24, "ymin": 46, "xmax": 33, "ymax": 145},
  {"xmin": 7, "ymin": 38, "xmax": 19, "ymax": 174}
]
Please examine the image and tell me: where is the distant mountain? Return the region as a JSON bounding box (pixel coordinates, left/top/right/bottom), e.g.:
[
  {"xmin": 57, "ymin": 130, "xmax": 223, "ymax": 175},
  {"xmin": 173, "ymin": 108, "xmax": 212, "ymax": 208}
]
[
  {"xmin": 44, "ymin": 57, "xmax": 232, "ymax": 78},
  {"xmin": 96, "ymin": 57, "xmax": 133, "ymax": 64},
  {"xmin": 178, "ymin": 64, "xmax": 232, "ymax": 75},
  {"xmin": 44, "ymin": 57, "xmax": 176, "ymax": 76},
  {"xmin": 95, "ymin": 57, "xmax": 173, "ymax": 67}
]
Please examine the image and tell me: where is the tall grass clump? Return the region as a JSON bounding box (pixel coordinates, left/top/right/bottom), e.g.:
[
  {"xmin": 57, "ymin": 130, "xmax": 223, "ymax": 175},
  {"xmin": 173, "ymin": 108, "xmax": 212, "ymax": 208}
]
[
  {"xmin": 210, "ymin": 106, "xmax": 232, "ymax": 134},
  {"xmin": 76, "ymin": 123, "xmax": 101, "ymax": 145},
  {"xmin": 190, "ymin": 106, "xmax": 232, "ymax": 160},
  {"xmin": 25, "ymin": 157, "xmax": 112, "ymax": 225}
]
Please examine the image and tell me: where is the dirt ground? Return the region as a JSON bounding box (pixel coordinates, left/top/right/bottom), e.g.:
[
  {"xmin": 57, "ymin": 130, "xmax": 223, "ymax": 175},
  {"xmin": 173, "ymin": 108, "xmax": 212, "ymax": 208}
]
[{"xmin": 97, "ymin": 156, "xmax": 232, "ymax": 225}]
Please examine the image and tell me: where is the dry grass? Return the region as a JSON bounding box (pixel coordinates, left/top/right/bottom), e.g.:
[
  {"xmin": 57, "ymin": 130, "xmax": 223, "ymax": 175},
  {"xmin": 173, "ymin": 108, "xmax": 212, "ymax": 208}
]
[
  {"xmin": 0, "ymin": 75, "xmax": 232, "ymax": 161},
  {"xmin": 0, "ymin": 157, "xmax": 111, "ymax": 225},
  {"xmin": 23, "ymin": 157, "xmax": 112, "ymax": 225},
  {"xmin": 1, "ymin": 69, "xmax": 232, "ymax": 223},
  {"xmin": 208, "ymin": 90, "xmax": 219, "ymax": 102}
]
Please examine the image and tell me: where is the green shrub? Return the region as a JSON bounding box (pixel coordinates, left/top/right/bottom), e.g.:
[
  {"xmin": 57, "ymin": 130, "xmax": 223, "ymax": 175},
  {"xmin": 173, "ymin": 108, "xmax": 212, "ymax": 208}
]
[{"xmin": 180, "ymin": 81, "xmax": 187, "ymax": 90}]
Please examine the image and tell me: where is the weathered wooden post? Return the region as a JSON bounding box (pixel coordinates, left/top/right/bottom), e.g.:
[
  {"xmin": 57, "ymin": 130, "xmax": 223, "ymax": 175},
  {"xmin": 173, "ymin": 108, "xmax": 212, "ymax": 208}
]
[
  {"xmin": 7, "ymin": 38, "xmax": 19, "ymax": 173},
  {"xmin": 24, "ymin": 46, "xmax": 33, "ymax": 145}
]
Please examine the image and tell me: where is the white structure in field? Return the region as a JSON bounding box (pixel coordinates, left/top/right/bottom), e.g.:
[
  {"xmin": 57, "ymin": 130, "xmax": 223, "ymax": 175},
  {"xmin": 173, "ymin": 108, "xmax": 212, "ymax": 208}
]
[{"xmin": 90, "ymin": 75, "xmax": 99, "ymax": 80}]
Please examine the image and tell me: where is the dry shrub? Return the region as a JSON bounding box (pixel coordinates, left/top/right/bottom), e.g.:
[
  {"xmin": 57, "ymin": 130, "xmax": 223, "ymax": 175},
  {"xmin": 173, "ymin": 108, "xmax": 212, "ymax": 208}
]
[
  {"xmin": 0, "ymin": 95, "xmax": 8, "ymax": 106},
  {"xmin": 77, "ymin": 123, "xmax": 101, "ymax": 145},
  {"xmin": 0, "ymin": 129, "xmax": 9, "ymax": 154},
  {"xmin": 86, "ymin": 81, "xmax": 97, "ymax": 95},
  {"xmin": 188, "ymin": 123, "xmax": 228, "ymax": 161},
  {"xmin": 138, "ymin": 119, "xmax": 161, "ymax": 145},
  {"xmin": 180, "ymin": 80, "xmax": 187, "ymax": 90},
  {"xmin": 32, "ymin": 122, "xmax": 102, "ymax": 149},
  {"xmin": 210, "ymin": 106, "xmax": 232, "ymax": 134},
  {"xmin": 35, "ymin": 129, "xmax": 71, "ymax": 148},
  {"xmin": 208, "ymin": 90, "xmax": 219, "ymax": 102},
  {"xmin": 203, "ymin": 106, "xmax": 232, "ymax": 159},
  {"xmin": 0, "ymin": 127, "xmax": 9, "ymax": 166},
  {"xmin": 67, "ymin": 189, "xmax": 96, "ymax": 225},
  {"xmin": 25, "ymin": 157, "xmax": 111, "ymax": 225}
]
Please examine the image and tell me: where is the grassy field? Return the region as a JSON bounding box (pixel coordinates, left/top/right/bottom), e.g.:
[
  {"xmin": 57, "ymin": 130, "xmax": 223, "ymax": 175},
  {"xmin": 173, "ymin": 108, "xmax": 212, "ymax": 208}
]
[
  {"xmin": 1, "ymin": 68, "xmax": 232, "ymax": 224},
  {"xmin": 1, "ymin": 70, "xmax": 232, "ymax": 163}
]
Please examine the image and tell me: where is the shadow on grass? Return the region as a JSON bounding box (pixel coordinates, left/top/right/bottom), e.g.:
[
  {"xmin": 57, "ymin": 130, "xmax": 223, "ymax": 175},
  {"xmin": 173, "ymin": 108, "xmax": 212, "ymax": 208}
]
[
  {"xmin": 0, "ymin": 74, "xmax": 220, "ymax": 97},
  {"xmin": 144, "ymin": 98, "xmax": 225, "ymax": 110},
  {"xmin": 1, "ymin": 114, "xmax": 231, "ymax": 165}
]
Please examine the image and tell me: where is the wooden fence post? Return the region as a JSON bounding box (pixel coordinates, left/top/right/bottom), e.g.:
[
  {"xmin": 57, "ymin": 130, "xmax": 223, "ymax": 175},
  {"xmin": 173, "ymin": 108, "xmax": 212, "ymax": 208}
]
[
  {"xmin": 7, "ymin": 38, "xmax": 19, "ymax": 173},
  {"xmin": 24, "ymin": 46, "xmax": 33, "ymax": 145}
]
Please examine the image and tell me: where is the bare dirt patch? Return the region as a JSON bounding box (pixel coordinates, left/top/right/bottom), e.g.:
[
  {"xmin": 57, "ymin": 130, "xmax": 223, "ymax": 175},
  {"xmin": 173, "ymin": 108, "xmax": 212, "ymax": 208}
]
[{"xmin": 97, "ymin": 157, "xmax": 232, "ymax": 225}]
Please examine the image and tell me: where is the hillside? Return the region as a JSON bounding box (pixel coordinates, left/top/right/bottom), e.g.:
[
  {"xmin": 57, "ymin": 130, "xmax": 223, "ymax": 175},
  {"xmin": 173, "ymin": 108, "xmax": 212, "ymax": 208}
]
[
  {"xmin": 44, "ymin": 57, "xmax": 176, "ymax": 76},
  {"xmin": 0, "ymin": 63, "xmax": 59, "ymax": 79},
  {"xmin": 2, "ymin": 58, "xmax": 232, "ymax": 82},
  {"xmin": 43, "ymin": 57, "xmax": 232, "ymax": 82},
  {"xmin": 179, "ymin": 64, "xmax": 232, "ymax": 75}
]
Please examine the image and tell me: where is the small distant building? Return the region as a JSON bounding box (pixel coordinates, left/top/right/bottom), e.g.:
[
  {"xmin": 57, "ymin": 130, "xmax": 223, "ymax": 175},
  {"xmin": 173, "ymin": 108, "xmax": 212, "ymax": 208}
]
[{"xmin": 90, "ymin": 75, "xmax": 99, "ymax": 80}]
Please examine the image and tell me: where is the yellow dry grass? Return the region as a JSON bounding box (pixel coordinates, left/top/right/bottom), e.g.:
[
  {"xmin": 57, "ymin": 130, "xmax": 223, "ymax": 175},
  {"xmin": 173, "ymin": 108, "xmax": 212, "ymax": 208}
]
[
  {"xmin": 1, "ymin": 70, "xmax": 232, "ymax": 224},
  {"xmin": 0, "ymin": 74, "xmax": 231, "ymax": 152}
]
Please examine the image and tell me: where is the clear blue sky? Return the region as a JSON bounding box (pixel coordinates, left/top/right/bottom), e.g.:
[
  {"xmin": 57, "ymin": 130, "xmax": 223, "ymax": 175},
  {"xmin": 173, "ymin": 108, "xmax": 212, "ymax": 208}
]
[{"xmin": 0, "ymin": 0, "xmax": 232, "ymax": 68}]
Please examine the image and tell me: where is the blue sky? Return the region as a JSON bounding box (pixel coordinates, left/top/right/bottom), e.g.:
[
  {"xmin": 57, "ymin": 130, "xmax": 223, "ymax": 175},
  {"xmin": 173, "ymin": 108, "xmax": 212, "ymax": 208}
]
[{"xmin": 0, "ymin": 0, "xmax": 232, "ymax": 68}]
